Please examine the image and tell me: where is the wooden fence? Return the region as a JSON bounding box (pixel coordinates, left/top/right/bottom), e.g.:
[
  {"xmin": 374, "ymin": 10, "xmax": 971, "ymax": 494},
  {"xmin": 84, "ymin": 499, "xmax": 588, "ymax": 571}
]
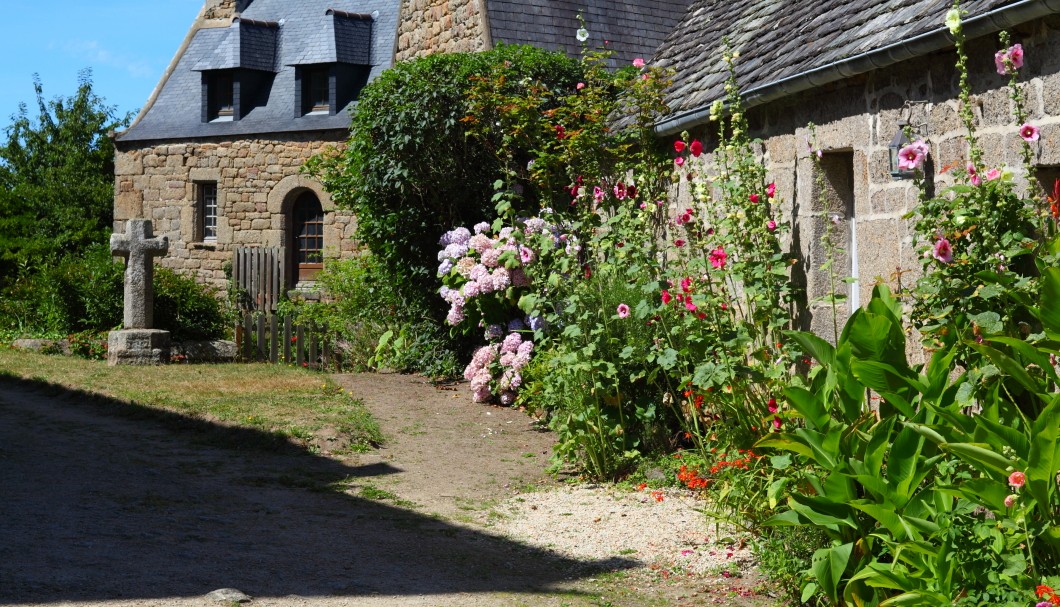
[
  {"xmin": 233, "ymin": 247, "xmax": 284, "ymax": 312},
  {"xmin": 234, "ymin": 313, "xmax": 337, "ymax": 370}
]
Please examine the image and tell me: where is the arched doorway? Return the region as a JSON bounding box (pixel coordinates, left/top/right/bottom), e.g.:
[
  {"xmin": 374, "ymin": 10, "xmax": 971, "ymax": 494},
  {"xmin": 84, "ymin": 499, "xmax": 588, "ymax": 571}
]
[{"xmin": 290, "ymin": 191, "xmax": 324, "ymax": 285}]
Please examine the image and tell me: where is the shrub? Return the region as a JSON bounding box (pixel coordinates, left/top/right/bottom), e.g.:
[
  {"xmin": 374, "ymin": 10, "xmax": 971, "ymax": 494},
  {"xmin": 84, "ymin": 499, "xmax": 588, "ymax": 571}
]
[
  {"xmin": 307, "ymin": 45, "xmax": 585, "ymax": 319},
  {"xmin": 153, "ymin": 267, "xmax": 229, "ymax": 341}
]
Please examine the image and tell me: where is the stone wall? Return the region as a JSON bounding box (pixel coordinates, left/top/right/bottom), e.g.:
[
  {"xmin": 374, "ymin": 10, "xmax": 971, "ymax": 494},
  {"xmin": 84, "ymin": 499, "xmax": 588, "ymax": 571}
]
[
  {"xmin": 396, "ymin": 0, "xmax": 489, "ymax": 62},
  {"xmin": 114, "ymin": 132, "xmax": 358, "ymax": 292},
  {"xmin": 676, "ymin": 28, "xmax": 1060, "ymax": 347},
  {"xmin": 202, "ymin": 0, "xmax": 249, "ymax": 20}
]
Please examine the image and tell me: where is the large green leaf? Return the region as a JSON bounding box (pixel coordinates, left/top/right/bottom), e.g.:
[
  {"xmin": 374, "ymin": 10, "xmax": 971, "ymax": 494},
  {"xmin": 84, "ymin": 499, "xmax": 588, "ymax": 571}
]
[
  {"xmin": 811, "ymin": 543, "xmax": 854, "ymax": 605},
  {"xmin": 789, "ymin": 494, "xmax": 859, "ymax": 530},
  {"xmin": 846, "ymin": 309, "xmax": 906, "ymax": 366},
  {"xmin": 784, "ymin": 386, "xmax": 830, "ymax": 429},
  {"xmin": 1041, "ymin": 267, "xmax": 1060, "ymax": 334},
  {"xmin": 969, "ymin": 342, "xmax": 1047, "ymax": 397},
  {"xmin": 755, "ymin": 433, "xmax": 814, "ymax": 460},
  {"xmin": 849, "ymin": 360, "xmax": 922, "ymax": 418},
  {"xmin": 851, "ymin": 503, "xmax": 918, "ymax": 541},
  {"xmin": 943, "ymin": 442, "xmax": 1013, "ymax": 476},
  {"xmin": 786, "ymin": 329, "xmax": 836, "ymax": 367},
  {"xmin": 888, "ymin": 427, "xmax": 925, "ymax": 507},
  {"xmin": 1027, "ymin": 393, "xmax": 1060, "ymax": 511}
]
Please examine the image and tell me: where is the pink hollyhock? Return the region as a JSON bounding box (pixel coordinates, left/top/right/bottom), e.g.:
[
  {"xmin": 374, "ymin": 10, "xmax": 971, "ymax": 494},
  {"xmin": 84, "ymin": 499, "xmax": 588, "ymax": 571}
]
[
  {"xmin": 772, "ymin": 416, "xmax": 782, "ymax": 430},
  {"xmin": 768, "ymin": 398, "xmax": 778, "ymax": 413},
  {"xmin": 1020, "ymin": 123, "xmax": 1040, "ymax": 142},
  {"xmin": 680, "ymin": 276, "xmax": 693, "ymax": 293},
  {"xmin": 576, "ymin": 82, "xmax": 585, "ymax": 90},
  {"xmin": 709, "ymin": 247, "xmax": 728, "ymax": 269},
  {"xmin": 749, "ymin": 193, "xmax": 760, "ymax": 204},
  {"xmin": 689, "ymin": 139, "xmax": 703, "ymax": 157},
  {"xmin": 1004, "ymin": 494, "xmax": 1017, "ymax": 508},
  {"xmin": 679, "ymin": 211, "xmax": 692, "ymax": 224},
  {"xmin": 767, "ymin": 220, "xmax": 777, "ymax": 231},
  {"xmin": 984, "ymin": 168, "xmax": 1002, "ymax": 181},
  {"xmin": 1009, "ymin": 470, "xmax": 1026, "ymax": 488},
  {"xmin": 593, "ymin": 186, "xmax": 605, "ymax": 202},
  {"xmin": 614, "ymin": 182, "xmax": 627, "ymax": 199},
  {"xmin": 971, "ymin": 173, "xmax": 982, "ymax": 186},
  {"xmin": 766, "ymin": 182, "xmax": 776, "ymax": 198},
  {"xmin": 684, "ymin": 300, "xmax": 698, "ymax": 312},
  {"xmin": 674, "ymin": 140, "xmax": 686, "ymax": 153},
  {"xmin": 617, "ymin": 303, "xmax": 631, "ymax": 318},
  {"xmin": 674, "ymin": 238, "xmax": 686, "ymax": 247},
  {"xmin": 932, "ymin": 237, "xmax": 953, "ymax": 264},
  {"xmin": 661, "ymin": 290, "xmax": 672, "ymax": 304},
  {"xmin": 632, "ymin": 57, "xmax": 645, "ymax": 68},
  {"xmin": 995, "ymin": 44, "xmax": 1025, "ymax": 75},
  {"xmin": 627, "ymin": 185, "xmax": 637, "ymax": 198},
  {"xmin": 1010, "ymin": 44, "xmax": 1024, "ymax": 69},
  {"xmin": 675, "ymin": 156, "xmax": 685, "ymax": 167},
  {"xmin": 897, "ymin": 141, "xmax": 927, "ymax": 170}
]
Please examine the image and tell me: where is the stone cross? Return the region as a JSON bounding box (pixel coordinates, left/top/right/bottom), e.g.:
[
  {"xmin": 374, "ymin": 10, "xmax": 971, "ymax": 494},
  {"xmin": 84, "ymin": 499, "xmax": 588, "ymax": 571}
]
[{"xmin": 110, "ymin": 219, "xmax": 169, "ymax": 330}]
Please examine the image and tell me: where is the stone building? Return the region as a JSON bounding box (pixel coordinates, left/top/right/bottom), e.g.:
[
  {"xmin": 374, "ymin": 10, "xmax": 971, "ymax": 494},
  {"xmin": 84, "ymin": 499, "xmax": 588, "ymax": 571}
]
[
  {"xmin": 113, "ymin": 0, "xmax": 690, "ymax": 294},
  {"xmin": 651, "ymin": 0, "xmax": 1060, "ymax": 340}
]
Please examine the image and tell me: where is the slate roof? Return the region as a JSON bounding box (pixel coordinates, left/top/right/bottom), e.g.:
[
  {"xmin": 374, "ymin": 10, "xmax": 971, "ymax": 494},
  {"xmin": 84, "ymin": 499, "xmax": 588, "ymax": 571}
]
[
  {"xmin": 193, "ymin": 18, "xmax": 280, "ymax": 72},
  {"xmin": 654, "ymin": 0, "xmax": 1039, "ymax": 134},
  {"xmin": 486, "ymin": 0, "xmax": 693, "ymax": 67},
  {"xmin": 117, "ymin": 0, "xmax": 399, "ymax": 143}
]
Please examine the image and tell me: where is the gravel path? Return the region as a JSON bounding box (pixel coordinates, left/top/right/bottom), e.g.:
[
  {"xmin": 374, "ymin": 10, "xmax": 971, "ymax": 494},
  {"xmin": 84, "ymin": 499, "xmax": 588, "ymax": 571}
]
[{"xmin": 0, "ymin": 371, "xmax": 770, "ymax": 607}]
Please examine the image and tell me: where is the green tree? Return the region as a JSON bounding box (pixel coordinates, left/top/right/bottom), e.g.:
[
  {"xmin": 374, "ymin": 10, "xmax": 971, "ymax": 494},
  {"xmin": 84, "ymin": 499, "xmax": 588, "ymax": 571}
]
[{"xmin": 0, "ymin": 69, "xmax": 132, "ymax": 284}]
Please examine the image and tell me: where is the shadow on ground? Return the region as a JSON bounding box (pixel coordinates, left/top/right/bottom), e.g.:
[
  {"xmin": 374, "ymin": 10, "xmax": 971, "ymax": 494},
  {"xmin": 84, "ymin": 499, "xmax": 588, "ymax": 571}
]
[{"xmin": 0, "ymin": 375, "xmax": 634, "ymax": 604}]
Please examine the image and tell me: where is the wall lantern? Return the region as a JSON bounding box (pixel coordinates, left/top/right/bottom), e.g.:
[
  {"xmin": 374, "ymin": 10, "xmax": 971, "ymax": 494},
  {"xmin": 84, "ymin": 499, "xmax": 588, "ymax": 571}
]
[{"xmin": 888, "ymin": 118, "xmax": 914, "ymax": 179}]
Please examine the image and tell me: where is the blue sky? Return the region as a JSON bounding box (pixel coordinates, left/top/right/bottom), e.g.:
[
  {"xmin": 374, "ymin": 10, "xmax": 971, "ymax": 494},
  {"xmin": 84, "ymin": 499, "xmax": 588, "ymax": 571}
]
[{"xmin": 0, "ymin": 1, "xmax": 203, "ymax": 126}]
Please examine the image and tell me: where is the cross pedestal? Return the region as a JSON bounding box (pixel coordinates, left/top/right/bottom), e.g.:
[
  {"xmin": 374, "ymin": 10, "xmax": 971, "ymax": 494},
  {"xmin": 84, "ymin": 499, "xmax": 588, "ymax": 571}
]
[{"xmin": 107, "ymin": 219, "xmax": 171, "ymax": 366}]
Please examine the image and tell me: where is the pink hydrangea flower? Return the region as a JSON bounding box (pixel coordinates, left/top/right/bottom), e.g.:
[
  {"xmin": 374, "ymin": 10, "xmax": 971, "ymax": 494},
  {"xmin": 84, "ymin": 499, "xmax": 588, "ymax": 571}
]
[
  {"xmin": 932, "ymin": 237, "xmax": 953, "ymax": 264},
  {"xmin": 1009, "ymin": 470, "xmax": 1026, "ymax": 488},
  {"xmin": 616, "ymin": 303, "xmax": 631, "ymax": 318},
  {"xmin": 1020, "ymin": 123, "xmax": 1040, "ymax": 142}
]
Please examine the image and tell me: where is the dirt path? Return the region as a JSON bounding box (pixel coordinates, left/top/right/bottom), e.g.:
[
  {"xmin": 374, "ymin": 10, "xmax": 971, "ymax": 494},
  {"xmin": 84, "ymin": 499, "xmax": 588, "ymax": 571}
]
[{"xmin": 0, "ymin": 372, "xmax": 773, "ymax": 607}]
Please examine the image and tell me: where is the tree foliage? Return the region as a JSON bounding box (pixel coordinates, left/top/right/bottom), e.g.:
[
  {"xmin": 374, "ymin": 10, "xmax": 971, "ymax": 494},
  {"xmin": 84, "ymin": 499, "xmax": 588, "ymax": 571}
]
[{"xmin": 0, "ymin": 69, "xmax": 132, "ymax": 284}]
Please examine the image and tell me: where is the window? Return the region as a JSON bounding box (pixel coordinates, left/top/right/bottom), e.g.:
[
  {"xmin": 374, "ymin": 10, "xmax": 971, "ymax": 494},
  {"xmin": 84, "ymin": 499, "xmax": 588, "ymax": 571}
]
[
  {"xmin": 292, "ymin": 192, "xmax": 324, "ymax": 282},
  {"xmin": 300, "ymin": 66, "xmax": 332, "ymax": 115},
  {"xmin": 199, "ymin": 183, "xmax": 218, "ymax": 241},
  {"xmin": 207, "ymin": 72, "xmax": 235, "ymax": 121}
]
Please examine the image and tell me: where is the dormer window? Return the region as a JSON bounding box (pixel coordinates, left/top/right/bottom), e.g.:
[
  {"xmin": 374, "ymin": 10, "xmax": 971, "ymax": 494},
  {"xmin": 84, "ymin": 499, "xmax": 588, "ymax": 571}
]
[
  {"xmin": 302, "ymin": 66, "xmax": 332, "ymax": 115},
  {"xmin": 207, "ymin": 71, "xmax": 235, "ymax": 121}
]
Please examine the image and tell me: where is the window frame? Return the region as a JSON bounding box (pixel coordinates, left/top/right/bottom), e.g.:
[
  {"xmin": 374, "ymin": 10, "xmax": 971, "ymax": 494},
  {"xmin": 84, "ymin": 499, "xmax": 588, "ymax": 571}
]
[
  {"xmin": 292, "ymin": 192, "xmax": 325, "ymax": 283},
  {"xmin": 205, "ymin": 71, "xmax": 237, "ymax": 122},
  {"xmin": 199, "ymin": 182, "xmax": 219, "ymax": 242}
]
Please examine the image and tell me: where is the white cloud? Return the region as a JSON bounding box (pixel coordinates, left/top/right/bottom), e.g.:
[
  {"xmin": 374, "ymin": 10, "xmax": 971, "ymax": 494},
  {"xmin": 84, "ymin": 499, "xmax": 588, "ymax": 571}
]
[{"xmin": 61, "ymin": 39, "xmax": 156, "ymax": 79}]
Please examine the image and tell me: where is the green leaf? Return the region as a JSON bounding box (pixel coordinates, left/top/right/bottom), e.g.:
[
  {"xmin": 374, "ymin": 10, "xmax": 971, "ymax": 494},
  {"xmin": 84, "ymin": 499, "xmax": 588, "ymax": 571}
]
[
  {"xmin": 943, "ymin": 442, "xmax": 1012, "ymax": 476},
  {"xmin": 811, "ymin": 543, "xmax": 853, "ymax": 605},
  {"xmin": 1041, "ymin": 267, "xmax": 1060, "ymax": 334},
  {"xmin": 1027, "ymin": 393, "xmax": 1060, "ymax": 510},
  {"xmin": 783, "ymin": 386, "xmax": 829, "ymax": 429},
  {"xmin": 786, "ymin": 330, "xmax": 836, "ymax": 367},
  {"xmin": 968, "ymin": 311, "xmax": 1003, "ymax": 335},
  {"xmin": 969, "ymin": 341, "xmax": 1045, "ymax": 396}
]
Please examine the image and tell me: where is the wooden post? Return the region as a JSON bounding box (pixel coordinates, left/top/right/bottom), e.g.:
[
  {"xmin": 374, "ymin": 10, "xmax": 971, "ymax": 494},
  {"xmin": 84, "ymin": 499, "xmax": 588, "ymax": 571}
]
[
  {"xmin": 256, "ymin": 314, "xmax": 266, "ymax": 360},
  {"xmin": 269, "ymin": 314, "xmax": 278, "ymax": 363},
  {"xmin": 242, "ymin": 313, "xmax": 253, "ymax": 360},
  {"xmin": 296, "ymin": 325, "xmax": 305, "ymax": 367},
  {"xmin": 283, "ymin": 315, "xmax": 293, "ymax": 363}
]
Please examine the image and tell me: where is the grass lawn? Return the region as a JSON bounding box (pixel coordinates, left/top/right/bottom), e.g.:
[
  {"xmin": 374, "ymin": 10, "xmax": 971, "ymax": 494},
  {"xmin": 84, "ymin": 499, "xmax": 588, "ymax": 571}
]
[{"xmin": 0, "ymin": 348, "xmax": 383, "ymax": 454}]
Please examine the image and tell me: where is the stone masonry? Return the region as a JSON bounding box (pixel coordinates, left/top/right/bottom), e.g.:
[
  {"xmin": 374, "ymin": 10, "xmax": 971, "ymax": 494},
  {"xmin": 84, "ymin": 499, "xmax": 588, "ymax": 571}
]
[
  {"xmin": 674, "ymin": 29, "xmax": 1060, "ymax": 348},
  {"xmin": 113, "ymin": 132, "xmax": 358, "ymax": 292},
  {"xmin": 396, "ymin": 0, "xmax": 490, "ymax": 62}
]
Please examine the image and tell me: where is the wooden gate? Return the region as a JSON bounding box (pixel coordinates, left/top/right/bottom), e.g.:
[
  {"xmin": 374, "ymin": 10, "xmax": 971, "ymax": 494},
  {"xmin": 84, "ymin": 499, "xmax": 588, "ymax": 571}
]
[
  {"xmin": 233, "ymin": 247, "xmax": 284, "ymax": 311},
  {"xmin": 234, "ymin": 313, "xmax": 336, "ymax": 370}
]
